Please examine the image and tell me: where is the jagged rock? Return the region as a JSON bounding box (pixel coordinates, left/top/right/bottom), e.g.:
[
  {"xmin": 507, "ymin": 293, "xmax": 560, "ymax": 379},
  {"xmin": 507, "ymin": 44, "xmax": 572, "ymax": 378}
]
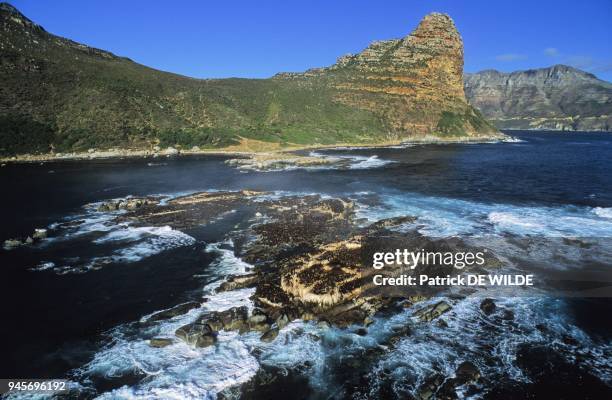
[
  {"xmin": 145, "ymin": 301, "xmax": 201, "ymax": 323},
  {"xmin": 218, "ymin": 306, "xmax": 249, "ymax": 331},
  {"xmin": 455, "ymin": 361, "xmax": 480, "ymax": 384},
  {"xmin": 387, "ymin": 325, "xmax": 412, "ymax": 348},
  {"xmin": 276, "ymin": 313, "xmax": 290, "ymax": 329},
  {"xmin": 368, "ymin": 216, "xmax": 416, "ymax": 230},
  {"xmin": 97, "ymin": 198, "xmax": 152, "ymax": 212},
  {"xmin": 260, "ymin": 327, "xmax": 279, "ymax": 343},
  {"xmin": 249, "ymin": 322, "xmax": 271, "ymax": 332},
  {"xmin": 3, "ymin": 238, "xmax": 22, "ymax": 249},
  {"xmin": 437, "ymin": 319, "xmax": 449, "ymax": 328},
  {"xmin": 355, "ymin": 328, "xmax": 367, "ymax": 336},
  {"xmin": 501, "ymin": 309, "xmax": 515, "ymax": 320},
  {"xmin": 24, "ymin": 236, "xmax": 33, "ymax": 244},
  {"xmin": 416, "ymin": 374, "xmax": 445, "ymax": 400},
  {"xmin": 414, "ymin": 301, "xmax": 452, "ymax": 322},
  {"xmin": 480, "ymin": 298, "xmax": 496, "ymax": 315},
  {"xmin": 32, "ymin": 228, "xmax": 47, "ymax": 239},
  {"xmin": 217, "ymin": 273, "xmax": 258, "ymax": 292},
  {"xmin": 175, "ymin": 320, "xmax": 217, "ymax": 347},
  {"xmin": 149, "ymin": 338, "xmax": 174, "ymax": 348}
]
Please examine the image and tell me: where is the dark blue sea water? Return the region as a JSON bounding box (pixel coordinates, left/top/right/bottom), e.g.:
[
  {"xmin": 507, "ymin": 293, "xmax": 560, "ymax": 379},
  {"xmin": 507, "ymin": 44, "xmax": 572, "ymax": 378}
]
[{"xmin": 0, "ymin": 131, "xmax": 611, "ymax": 399}]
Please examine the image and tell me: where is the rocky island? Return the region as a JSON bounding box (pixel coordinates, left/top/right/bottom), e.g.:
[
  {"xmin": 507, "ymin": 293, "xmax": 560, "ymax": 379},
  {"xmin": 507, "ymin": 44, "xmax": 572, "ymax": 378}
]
[{"xmin": 76, "ymin": 190, "xmax": 500, "ymax": 398}]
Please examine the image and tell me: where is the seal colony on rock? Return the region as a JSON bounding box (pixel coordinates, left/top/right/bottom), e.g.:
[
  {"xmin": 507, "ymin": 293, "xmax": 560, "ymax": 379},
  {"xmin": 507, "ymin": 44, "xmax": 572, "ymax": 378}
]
[{"xmin": 97, "ymin": 190, "xmax": 501, "ymax": 347}]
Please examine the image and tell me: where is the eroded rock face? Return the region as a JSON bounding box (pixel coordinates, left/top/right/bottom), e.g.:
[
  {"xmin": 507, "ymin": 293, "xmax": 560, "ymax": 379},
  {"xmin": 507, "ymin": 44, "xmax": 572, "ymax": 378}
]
[{"xmin": 276, "ymin": 13, "xmax": 499, "ymax": 138}]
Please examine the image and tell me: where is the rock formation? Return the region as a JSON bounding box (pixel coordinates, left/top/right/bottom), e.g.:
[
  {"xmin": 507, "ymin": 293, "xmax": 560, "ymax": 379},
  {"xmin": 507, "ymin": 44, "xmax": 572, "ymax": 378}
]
[{"xmin": 276, "ymin": 13, "xmax": 498, "ymax": 138}]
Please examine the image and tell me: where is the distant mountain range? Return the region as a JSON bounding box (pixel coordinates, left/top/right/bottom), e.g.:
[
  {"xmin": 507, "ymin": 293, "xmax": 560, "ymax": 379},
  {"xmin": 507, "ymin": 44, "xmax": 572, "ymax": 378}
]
[
  {"xmin": 465, "ymin": 65, "xmax": 612, "ymax": 131},
  {"xmin": 0, "ymin": 3, "xmax": 498, "ymax": 156}
]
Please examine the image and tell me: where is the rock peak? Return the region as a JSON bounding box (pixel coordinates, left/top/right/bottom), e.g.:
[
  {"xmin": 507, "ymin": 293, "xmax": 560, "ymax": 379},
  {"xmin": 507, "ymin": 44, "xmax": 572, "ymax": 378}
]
[
  {"xmin": 410, "ymin": 11, "xmax": 461, "ymax": 41},
  {"xmin": 0, "ymin": 2, "xmax": 19, "ymax": 14},
  {"xmin": 0, "ymin": 2, "xmax": 41, "ymax": 31}
]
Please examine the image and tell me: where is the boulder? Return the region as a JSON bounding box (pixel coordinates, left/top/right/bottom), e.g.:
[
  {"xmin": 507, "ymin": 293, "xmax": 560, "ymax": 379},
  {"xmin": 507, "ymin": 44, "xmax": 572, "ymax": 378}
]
[
  {"xmin": 3, "ymin": 238, "xmax": 22, "ymax": 249},
  {"xmin": 175, "ymin": 320, "xmax": 217, "ymax": 347},
  {"xmin": 276, "ymin": 313, "xmax": 290, "ymax": 329},
  {"xmin": 32, "ymin": 228, "xmax": 47, "ymax": 240},
  {"xmin": 501, "ymin": 309, "xmax": 514, "ymax": 320},
  {"xmin": 480, "ymin": 298, "xmax": 496, "ymax": 315},
  {"xmin": 355, "ymin": 328, "xmax": 368, "ymax": 336},
  {"xmin": 217, "ymin": 273, "xmax": 258, "ymax": 292},
  {"xmin": 414, "ymin": 301, "xmax": 452, "ymax": 322},
  {"xmin": 149, "ymin": 338, "xmax": 174, "ymax": 348},
  {"xmin": 416, "ymin": 374, "xmax": 444, "ymax": 400},
  {"xmin": 260, "ymin": 327, "xmax": 279, "ymax": 342},
  {"xmin": 24, "ymin": 236, "xmax": 34, "ymax": 244},
  {"xmin": 217, "ymin": 306, "xmax": 249, "ymax": 331},
  {"xmin": 455, "ymin": 361, "xmax": 480, "ymax": 384}
]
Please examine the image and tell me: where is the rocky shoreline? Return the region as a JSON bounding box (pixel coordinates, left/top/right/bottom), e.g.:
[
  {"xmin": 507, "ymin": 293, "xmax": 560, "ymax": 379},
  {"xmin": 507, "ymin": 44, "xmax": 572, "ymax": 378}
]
[
  {"xmin": 0, "ymin": 134, "xmax": 509, "ymax": 165},
  {"xmin": 6, "ymin": 187, "xmax": 611, "ymax": 398},
  {"xmin": 80, "ymin": 190, "xmax": 507, "ymax": 398}
]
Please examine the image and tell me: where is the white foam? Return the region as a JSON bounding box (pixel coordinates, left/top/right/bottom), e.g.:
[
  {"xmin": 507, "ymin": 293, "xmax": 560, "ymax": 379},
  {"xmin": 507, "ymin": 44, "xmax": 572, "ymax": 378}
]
[
  {"xmin": 72, "ymin": 240, "xmax": 261, "ymax": 399},
  {"xmin": 94, "ymin": 226, "xmax": 196, "ymax": 263},
  {"xmin": 348, "ymin": 155, "xmax": 391, "ymax": 170},
  {"xmin": 356, "ymin": 192, "xmax": 612, "ymax": 238},
  {"xmin": 502, "ymin": 136, "xmax": 526, "ymax": 143},
  {"xmin": 29, "ymin": 261, "xmax": 55, "ymax": 272},
  {"xmin": 309, "ymin": 151, "xmax": 394, "ymax": 171},
  {"xmin": 366, "ymin": 295, "xmax": 612, "ymax": 398},
  {"xmin": 89, "ymin": 332, "xmax": 259, "ymax": 400},
  {"xmin": 593, "ymin": 207, "xmax": 612, "ymax": 219}
]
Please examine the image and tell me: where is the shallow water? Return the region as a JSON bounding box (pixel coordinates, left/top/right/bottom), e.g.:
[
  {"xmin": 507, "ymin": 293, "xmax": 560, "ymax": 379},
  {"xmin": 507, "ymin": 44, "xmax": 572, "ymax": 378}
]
[{"xmin": 1, "ymin": 132, "xmax": 611, "ymax": 399}]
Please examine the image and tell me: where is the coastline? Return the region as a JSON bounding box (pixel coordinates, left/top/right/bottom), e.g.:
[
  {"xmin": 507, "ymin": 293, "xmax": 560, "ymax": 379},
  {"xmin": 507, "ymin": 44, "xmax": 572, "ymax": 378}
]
[{"xmin": 0, "ymin": 133, "xmax": 509, "ymax": 164}]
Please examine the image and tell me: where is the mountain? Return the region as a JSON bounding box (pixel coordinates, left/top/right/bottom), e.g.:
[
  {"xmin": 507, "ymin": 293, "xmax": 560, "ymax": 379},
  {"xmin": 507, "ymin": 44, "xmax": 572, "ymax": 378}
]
[
  {"xmin": 0, "ymin": 3, "xmax": 498, "ymax": 156},
  {"xmin": 465, "ymin": 65, "xmax": 612, "ymax": 131}
]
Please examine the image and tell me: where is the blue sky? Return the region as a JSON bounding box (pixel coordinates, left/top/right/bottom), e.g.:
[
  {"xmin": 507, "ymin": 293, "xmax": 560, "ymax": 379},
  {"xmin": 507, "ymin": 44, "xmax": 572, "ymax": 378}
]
[{"xmin": 12, "ymin": 0, "xmax": 612, "ymax": 81}]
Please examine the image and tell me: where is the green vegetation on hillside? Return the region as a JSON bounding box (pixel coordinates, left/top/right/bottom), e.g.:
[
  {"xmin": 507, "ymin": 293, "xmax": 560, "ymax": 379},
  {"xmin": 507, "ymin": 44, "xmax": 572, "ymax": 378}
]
[{"xmin": 0, "ymin": 3, "xmax": 499, "ymax": 156}]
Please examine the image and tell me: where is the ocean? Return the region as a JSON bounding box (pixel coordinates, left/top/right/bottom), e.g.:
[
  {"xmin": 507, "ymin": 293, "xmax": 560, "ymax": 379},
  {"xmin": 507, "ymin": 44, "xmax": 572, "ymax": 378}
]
[{"xmin": 1, "ymin": 131, "xmax": 611, "ymax": 399}]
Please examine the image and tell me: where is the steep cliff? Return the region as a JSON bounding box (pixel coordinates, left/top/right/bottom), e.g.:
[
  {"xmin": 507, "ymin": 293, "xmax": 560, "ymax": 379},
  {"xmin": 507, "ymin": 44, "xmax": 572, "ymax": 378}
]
[
  {"xmin": 277, "ymin": 13, "xmax": 498, "ymax": 138},
  {"xmin": 465, "ymin": 65, "xmax": 612, "ymax": 131},
  {"xmin": 0, "ymin": 3, "xmax": 499, "ymax": 155}
]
